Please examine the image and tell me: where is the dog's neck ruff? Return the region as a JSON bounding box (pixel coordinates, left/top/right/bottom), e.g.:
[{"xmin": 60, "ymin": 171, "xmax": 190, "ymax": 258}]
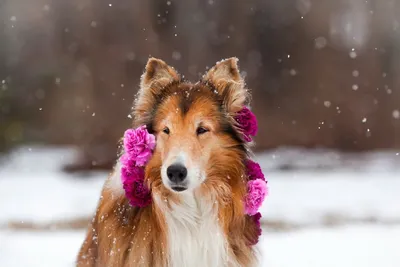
[{"xmin": 155, "ymin": 191, "xmax": 240, "ymax": 267}]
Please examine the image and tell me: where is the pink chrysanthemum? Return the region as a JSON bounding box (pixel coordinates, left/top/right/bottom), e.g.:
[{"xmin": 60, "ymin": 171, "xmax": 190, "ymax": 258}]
[
  {"xmin": 121, "ymin": 163, "xmax": 152, "ymax": 208},
  {"xmin": 249, "ymin": 212, "xmax": 262, "ymax": 246},
  {"xmin": 120, "ymin": 153, "xmax": 135, "ymax": 171},
  {"xmin": 123, "ymin": 125, "xmax": 156, "ymax": 166},
  {"xmin": 235, "ymin": 107, "xmax": 258, "ymax": 142},
  {"xmin": 246, "ymin": 159, "xmax": 265, "ymax": 181},
  {"xmin": 126, "ymin": 179, "xmax": 152, "ymax": 207},
  {"xmin": 121, "ymin": 165, "xmax": 144, "ymax": 184},
  {"xmin": 245, "ymin": 178, "xmax": 268, "ymax": 216},
  {"xmin": 120, "ymin": 125, "xmax": 155, "ymax": 208}
]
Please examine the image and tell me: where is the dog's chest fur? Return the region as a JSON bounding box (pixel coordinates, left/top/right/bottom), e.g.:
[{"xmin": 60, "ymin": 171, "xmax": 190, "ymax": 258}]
[{"xmin": 156, "ymin": 193, "xmax": 238, "ymax": 267}]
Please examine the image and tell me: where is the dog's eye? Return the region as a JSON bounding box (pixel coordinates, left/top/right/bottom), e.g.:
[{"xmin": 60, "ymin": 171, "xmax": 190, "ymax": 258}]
[
  {"xmin": 162, "ymin": 127, "xmax": 170, "ymax": 135},
  {"xmin": 196, "ymin": 127, "xmax": 209, "ymax": 135}
]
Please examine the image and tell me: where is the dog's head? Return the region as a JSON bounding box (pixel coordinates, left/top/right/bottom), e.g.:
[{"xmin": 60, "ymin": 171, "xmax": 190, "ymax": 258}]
[{"xmin": 133, "ymin": 58, "xmax": 250, "ymax": 195}]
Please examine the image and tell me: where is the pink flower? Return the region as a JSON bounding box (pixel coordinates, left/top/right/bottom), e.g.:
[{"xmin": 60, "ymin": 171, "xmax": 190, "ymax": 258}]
[
  {"xmin": 235, "ymin": 107, "xmax": 258, "ymax": 142},
  {"xmin": 123, "ymin": 178, "xmax": 152, "ymax": 207},
  {"xmin": 121, "ymin": 166, "xmax": 151, "ymax": 207},
  {"xmin": 245, "ymin": 179, "xmax": 268, "ymax": 216},
  {"xmin": 123, "ymin": 126, "xmax": 156, "ymax": 166},
  {"xmin": 120, "ymin": 153, "xmax": 135, "ymax": 170},
  {"xmin": 121, "ymin": 165, "xmax": 144, "ymax": 184},
  {"xmin": 246, "ymin": 160, "xmax": 265, "ymax": 181},
  {"xmin": 120, "ymin": 125, "xmax": 155, "ymax": 208},
  {"xmin": 249, "ymin": 212, "xmax": 262, "ymax": 246}
]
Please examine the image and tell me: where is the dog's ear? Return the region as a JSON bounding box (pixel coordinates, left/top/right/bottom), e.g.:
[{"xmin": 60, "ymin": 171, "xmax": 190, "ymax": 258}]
[
  {"xmin": 140, "ymin": 57, "xmax": 180, "ymax": 91},
  {"xmin": 133, "ymin": 58, "xmax": 180, "ymax": 126},
  {"xmin": 203, "ymin": 57, "xmax": 248, "ymax": 114}
]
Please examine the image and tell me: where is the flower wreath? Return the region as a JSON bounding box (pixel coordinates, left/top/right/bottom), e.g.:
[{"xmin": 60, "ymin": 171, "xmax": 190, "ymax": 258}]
[{"xmin": 120, "ymin": 107, "xmax": 268, "ymax": 245}]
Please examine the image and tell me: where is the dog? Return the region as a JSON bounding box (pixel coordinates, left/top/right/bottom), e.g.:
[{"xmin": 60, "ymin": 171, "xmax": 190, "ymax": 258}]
[{"xmin": 76, "ymin": 57, "xmax": 260, "ymax": 267}]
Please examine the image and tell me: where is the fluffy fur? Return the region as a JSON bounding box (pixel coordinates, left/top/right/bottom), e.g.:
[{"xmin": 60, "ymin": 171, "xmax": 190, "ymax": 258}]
[{"xmin": 77, "ymin": 58, "xmax": 259, "ymax": 267}]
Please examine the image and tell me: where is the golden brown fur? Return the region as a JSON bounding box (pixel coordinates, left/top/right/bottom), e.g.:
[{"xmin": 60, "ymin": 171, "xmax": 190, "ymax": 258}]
[{"xmin": 77, "ymin": 58, "xmax": 259, "ymax": 267}]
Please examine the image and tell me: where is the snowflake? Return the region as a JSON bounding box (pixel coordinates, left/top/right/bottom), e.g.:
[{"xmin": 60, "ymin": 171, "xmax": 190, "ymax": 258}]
[
  {"xmin": 392, "ymin": 110, "xmax": 400, "ymax": 119},
  {"xmin": 349, "ymin": 51, "xmax": 357, "ymax": 59},
  {"xmin": 314, "ymin": 37, "xmax": 327, "ymax": 49}
]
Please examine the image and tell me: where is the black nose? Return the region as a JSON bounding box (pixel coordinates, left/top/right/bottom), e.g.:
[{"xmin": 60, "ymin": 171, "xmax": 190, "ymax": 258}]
[{"xmin": 167, "ymin": 164, "xmax": 187, "ymax": 183}]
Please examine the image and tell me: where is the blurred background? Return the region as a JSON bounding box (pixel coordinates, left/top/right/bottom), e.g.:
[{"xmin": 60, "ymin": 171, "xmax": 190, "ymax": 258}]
[{"xmin": 0, "ymin": 0, "xmax": 399, "ymax": 266}]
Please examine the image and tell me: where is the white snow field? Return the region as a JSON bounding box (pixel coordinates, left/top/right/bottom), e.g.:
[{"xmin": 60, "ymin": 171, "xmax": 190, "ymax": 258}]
[
  {"xmin": 1, "ymin": 225, "xmax": 399, "ymax": 267},
  {"xmin": 0, "ymin": 146, "xmax": 399, "ymax": 267}
]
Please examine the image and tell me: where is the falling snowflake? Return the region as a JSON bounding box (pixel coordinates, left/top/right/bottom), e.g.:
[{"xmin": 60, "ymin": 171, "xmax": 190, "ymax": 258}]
[
  {"xmin": 366, "ymin": 129, "xmax": 371, "ymax": 137},
  {"xmin": 172, "ymin": 51, "xmax": 181, "ymax": 60},
  {"xmin": 296, "ymin": 0, "xmax": 311, "ymax": 16},
  {"xmin": 392, "ymin": 110, "xmax": 400, "ymax": 119},
  {"xmin": 314, "ymin": 37, "xmax": 327, "ymax": 49},
  {"xmin": 349, "ymin": 51, "xmax": 357, "ymax": 59},
  {"xmin": 127, "ymin": 52, "xmax": 136, "ymax": 61}
]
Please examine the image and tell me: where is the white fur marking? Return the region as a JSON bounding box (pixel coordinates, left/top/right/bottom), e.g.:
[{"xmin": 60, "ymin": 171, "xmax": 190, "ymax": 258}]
[{"xmin": 156, "ymin": 192, "xmax": 240, "ymax": 267}]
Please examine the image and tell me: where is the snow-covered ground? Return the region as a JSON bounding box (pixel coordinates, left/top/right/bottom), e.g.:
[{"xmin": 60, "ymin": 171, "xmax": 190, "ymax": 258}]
[
  {"xmin": 1, "ymin": 225, "xmax": 399, "ymax": 267},
  {"xmin": 1, "ymin": 146, "xmax": 399, "ymax": 226},
  {"xmin": 0, "ymin": 146, "xmax": 399, "ymax": 266},
  {"xmin": 260, "ymin": 225, "xmax": 400, "ymax": 267}
]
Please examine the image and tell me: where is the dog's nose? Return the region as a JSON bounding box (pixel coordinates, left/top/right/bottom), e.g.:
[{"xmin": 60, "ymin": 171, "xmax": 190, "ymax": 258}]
[{"xmin": 167, "ymin": 164, "xmax": 187, "ymax": 183}]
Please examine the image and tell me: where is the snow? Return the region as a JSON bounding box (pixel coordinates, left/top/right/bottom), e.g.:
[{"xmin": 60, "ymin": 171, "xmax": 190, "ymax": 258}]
[
  {"xmin": 260, "ymin": 225, "xmax": 400, "ymax": 267},
  {"xmin": 0, "ymin": 174, "xmax": 104, "ymax": 224},
  {"xmin": 0, "ymin": 147, "xmax": 105, "ymax": 224},
  {"xmin": 260, "ymin": 171, "xmax": 400, "ymax": 226},
  {"xmin": 393, "ymin": 110, "xmax": 400, "ymax": 119},
  {"xmin": 0, "ymin": 230, "xmax": 84, "ymax": 267},
  {"xmin": 255, "ymin": 147, "xmax": 400, "ymax": 171},
  {"xmin": 1, "ymin": 147, "xmax": 400, "ymax": 226},
  {"xmin": 0, "ymin": 146, "xmax": 399, "ymax": 266},
  {"xmin": 256, "ymin": 148, "xmax": 400, "ymax": 226},
  {"xmin": 1, "ymin": 226, "xmax": 399, "ymax": 267}
]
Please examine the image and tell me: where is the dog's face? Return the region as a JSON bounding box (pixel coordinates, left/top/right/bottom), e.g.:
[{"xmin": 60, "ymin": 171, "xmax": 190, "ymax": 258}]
[
  {"xmin": 154, "ymin": 83, "xmax": 244, "ymax": 192},
  {"xmin": 133, "ymin": 58, "xmax": 249, "ymax": 194}
]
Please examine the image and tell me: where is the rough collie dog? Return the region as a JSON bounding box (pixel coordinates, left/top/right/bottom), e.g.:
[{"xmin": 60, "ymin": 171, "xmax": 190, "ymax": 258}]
[{"xmin": 77, "ymin": 57, "xmax": 260, "ymax": 267}]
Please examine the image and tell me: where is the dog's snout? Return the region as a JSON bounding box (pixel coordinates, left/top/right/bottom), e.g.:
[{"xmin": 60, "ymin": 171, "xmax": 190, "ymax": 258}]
[{"xmin": 167, "ymin": 164, "xmax": 187, "ymax": 183}]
